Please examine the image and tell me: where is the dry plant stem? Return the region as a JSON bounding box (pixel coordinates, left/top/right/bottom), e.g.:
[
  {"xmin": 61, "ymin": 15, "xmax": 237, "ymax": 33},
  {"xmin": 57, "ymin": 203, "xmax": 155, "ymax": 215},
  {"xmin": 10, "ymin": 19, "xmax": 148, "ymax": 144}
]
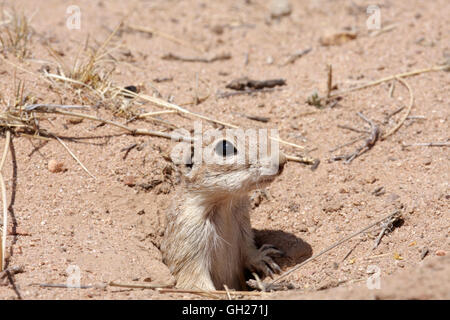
[
  {"xmin": 381, "ymin": 77, "xmax": 413, "ymax": 140},
  {"xmin": 162, "ymin": 52, "xmax": 231, "ymax": 63},
  {"xmin": 45, "ymin": 73, "xmax": 100, "ymax": 97},
  {"xmin": 26, "ymin": 107, "xmax": 193, "ymax": 142},
  {"xmin": 119, "ymin": 87, "xmax": 306, "ymax": 150},
  {"xmin": 329, "ymin": 135, "xmax": 366, "ymax": 153},
  {"xmin": 285, "ymin": 154, "xmax": 317, "ymax": 165},
  {"xmin": 326, "ymin": 64, "xmax": 332, "ymax": 100},
  {"xmin": 269, "ymin": 210, "xmax": 400, "ymax": 288},
  {"xmin": 157, "ymin": 288, "xmax": 262, "ymax": 297},
  {"xmin": 95, "ymin": 21, "xmax": 124, "ymax": 59},
  {"xmin": 248, "ymin": 272, "xmax": 265, "ymax": 291},
  {"xmin": 333, "ymin": 78, "xmax": 412, "ymax": 160},
  {"xmin": 217, "ymin": 88, "xmax": 278, "ymax": 98},
  {"xmin": 373, "ymin": 213, "xmax": 402, "ymax": 249},
  {"xmin": 341, "ymin": 241, "xmax": 360, "ymax": 262},
  {"xmin": 137, "ymin": 110, "xmax": 177, "ymax": 118},
  {"xmin": 0, "ymin": 56, "xmax": 53, "ymax": 86},
  {"xmin": 384, "ymin": 106, "xmax": 405, "ymax": 123},
  {"xmin": 370, "ymin": 23, "xmax": 398, "ymax": 37},
  {"xmin": 388, "ymin": 80, "xmax": 395, "ymax": 97},
  {"xmin": 53, "ymin": 135, "xmax": 96, "ymax": 179},
  {"xmin": 0, "ymin": 265, "xmax": 24, "ymax": 279},
  {"xmin": 337, "ymin": 124, "xmax": 370, "ymax": 134},
  {"xmin": 0, "ymin": 175, "xmax": 6, "ymax": 271},
  {"xmin": 109, "ymin": 281, "xmax": 173, "ymax": 289},
  {"xmin": 109, "ymin": 282, "xmax": 262, "ymax": 297},
  {"xmin": 223, "ymin": 285, "xmax": 233, "ymax": 300},
  {"xmin": 282, "ymin": 48, "xmax": 312, "ymax": 66},
  {"xmin": 334, "ymin": 112, "xmax": 380, "ymax": 163},
  {"xmin": 38, "ymin": 283, "xmax": 95, "ymax": 289},
  {"xmin": 403, "ymin": 142, "xmax": 450, "ymax": 147},
  {"xmin": 325, "ymin": 64, "xmax": 447, "ymax": 101},
  {"xmin": 0, "ymin": 130, "xmax": 11, "ymax": 271},
  {"xmin": 18, "ymin": 133, "xmax": 51, "ymax": 141},
  {"xmin": 128, "ymin": 24, "xmax": 204, "ymax": 53}
]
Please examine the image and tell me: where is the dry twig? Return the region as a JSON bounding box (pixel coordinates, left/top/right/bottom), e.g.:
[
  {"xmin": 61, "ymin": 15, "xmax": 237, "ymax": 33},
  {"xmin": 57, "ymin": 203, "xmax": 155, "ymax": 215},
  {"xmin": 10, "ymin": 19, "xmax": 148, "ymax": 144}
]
[
  {"xmin": 381, "ymin": 77, "xmax": 413, "ymax": 140},
  {"xmin": 118, "ymin": 87, "xmax": 307, "ymax": 151},
  {"xmin": 373, "ymin": 212, "xmax": 402, "ymax": 249},
  {"xmin": 162, "ymin": 52, "xmax": 231, "ymax": 63},
  {"xmin": 23, "ymin": 105, "xmax": 193, "ymax": 142},
  {"xmin": 216, "ymin": 88, "xmax": 279, "ymax": 98},
  {"xmin": 282, "ymin": 48, "xmax": 311, "ymax": 65},
  {"xmin": 0, "ymin": 130, "xmax": 11, "ymax": 271},
  {"xmin": 321, "ymin": 64, "xmax": 447, "ymax": 102},
  {"xmin": 402, "ymin": 141, "xmax": 450, "ymax": 147},
  {"xmin": 268, "ymin": 210, "xmax": 400, "ymax": 289},
  {"xmin": 109, "ymin": 281, "xmax": 262, "ymax": 298},
  {"xmin": 332, "ymin": 112, "xmax": 380, "ymax": 163},
  {"xmin": 0, "ymin": 265, "xmax": 24, "ymax": 280},
  {"xmin": 127, "ymin": 24, "xmax": 204, "ymax": 53},
  {"xmin": 53, "ymin": 135, "xmax": 96, "ymax": 179}
]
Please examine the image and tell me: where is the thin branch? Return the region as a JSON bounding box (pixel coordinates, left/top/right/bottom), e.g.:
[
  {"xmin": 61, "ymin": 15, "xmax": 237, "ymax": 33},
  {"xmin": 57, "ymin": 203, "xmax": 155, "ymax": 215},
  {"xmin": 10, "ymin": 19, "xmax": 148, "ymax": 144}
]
[
  {"xmin": 137, "ymin": 110, "xmax": 177, "ymax": 119},
  {"xmin": 322, "ymin": 64, "xmax": 448, "ymax": 101},
  {"xmin": 381, "ymin": 77, "xmax": 414, "ymax": 140},
  {"xmin": 285, "ymin": 154, "xmax": 319, "ymax": 169},
  {"xmin": 118, "ymin": 87, "xmax": 306, "ymax": 150},
  {"xmin": 162, "ymin": 52, "xmax": 231, "ymax": 63},
  {"xmin": 333, "ymin": 112, "xmax": 380, "ymax": 163},
  {"xmin": 268, "ymin": 210, "xmax": 400, "ymax": 288},
  {"xmin": 127, "ymin": 24, "xmax": 204, "ymax": 53},
  {"xmin": 24, "ymin": 106, "xmax": 194, "ymax": 142},
  {"xmin": 108, "ymin": 281, "xmax": 262, "ymax": 298},
  {"xmin": 337, "ymin": 124, "xmax": 370, "ymax": 134},
  {"xmin": 402, "ymin": 141, "xmax": 450, "ymax": 147},
  {"xmin": 109, "ymin": 281, "xmax": 173, "ymax": 289},
  {"xmin": 373, "ymin": 212, "xmax": 402, "ymax": 249},
  {"xmin": 329, "ymin": 135, "xmax": 366, "ymax": 153},
  {"xmin": 0, "ymin": 130, "xmax": 11, "ymax": 271},
  {"xmin": 223, "ymin": 285, "xmax": 233, "ymax": 300},
  {"xmin": 53, "ymin": 135, "xmax": 96, "ymax": 179}
]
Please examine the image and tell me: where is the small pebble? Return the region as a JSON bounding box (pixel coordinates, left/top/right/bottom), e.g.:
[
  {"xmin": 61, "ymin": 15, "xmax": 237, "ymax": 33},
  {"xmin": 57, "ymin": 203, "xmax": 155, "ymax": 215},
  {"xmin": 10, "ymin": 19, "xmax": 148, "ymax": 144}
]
[
  {"xmin": 270, "ymin": 0, "xmax": 292, "ymax": 18},
  {"xmin": 48, "ymin": 159, "xmax": 65, "ymax": 173},
  {"xmin": 123, "ymin": 176, "xmax": 136, "ymax": 187},
  {"xmin": 435, "ymin": 250, "xmax": 446, "ymax": 256},
  {"xmin": 66, "ymin": 117, "xmax": 83, "ymax": 125},
  {"xmin": 211, "ymin": 24, "xmax": 224, "ymax": 35}
]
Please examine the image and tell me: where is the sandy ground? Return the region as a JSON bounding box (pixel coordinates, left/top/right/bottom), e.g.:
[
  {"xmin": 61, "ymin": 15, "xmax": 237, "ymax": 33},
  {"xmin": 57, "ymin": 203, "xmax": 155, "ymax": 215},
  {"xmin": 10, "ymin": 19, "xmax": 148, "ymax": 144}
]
[{"xmin": 0, "ymin": 0, "xmax": 448, "ymax": 299}]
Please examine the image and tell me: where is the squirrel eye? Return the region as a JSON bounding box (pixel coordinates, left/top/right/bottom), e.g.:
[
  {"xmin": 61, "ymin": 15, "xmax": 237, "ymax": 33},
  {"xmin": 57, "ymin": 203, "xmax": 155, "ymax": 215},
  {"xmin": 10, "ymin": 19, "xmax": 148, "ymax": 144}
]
[{"xmin": 215, "ymin": 140, "xmax": 237, "ymax": 157}]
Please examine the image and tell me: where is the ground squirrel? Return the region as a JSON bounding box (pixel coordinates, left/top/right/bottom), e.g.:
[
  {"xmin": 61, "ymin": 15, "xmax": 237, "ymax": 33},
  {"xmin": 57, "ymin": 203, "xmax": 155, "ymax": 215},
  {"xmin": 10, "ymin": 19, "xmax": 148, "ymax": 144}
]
[{"xmin": 161, "ymin": 130, "xmax": 286, "ymax": 290}]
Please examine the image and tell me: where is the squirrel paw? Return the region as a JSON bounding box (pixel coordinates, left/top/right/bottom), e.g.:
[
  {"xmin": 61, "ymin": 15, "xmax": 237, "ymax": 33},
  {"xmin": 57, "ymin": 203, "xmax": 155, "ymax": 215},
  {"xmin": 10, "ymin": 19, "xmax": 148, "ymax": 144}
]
[{"xmin": 247, "ymin": 244, "xmax": 283, "ymax": 278}]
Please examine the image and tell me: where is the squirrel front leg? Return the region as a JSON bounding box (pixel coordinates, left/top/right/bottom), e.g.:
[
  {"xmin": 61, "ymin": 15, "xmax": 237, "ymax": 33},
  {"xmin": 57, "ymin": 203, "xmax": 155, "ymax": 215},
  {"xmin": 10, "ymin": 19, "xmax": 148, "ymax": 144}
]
[{"xmin": 239, "ymin": 214, "xmax": 283, "ymax": 278}]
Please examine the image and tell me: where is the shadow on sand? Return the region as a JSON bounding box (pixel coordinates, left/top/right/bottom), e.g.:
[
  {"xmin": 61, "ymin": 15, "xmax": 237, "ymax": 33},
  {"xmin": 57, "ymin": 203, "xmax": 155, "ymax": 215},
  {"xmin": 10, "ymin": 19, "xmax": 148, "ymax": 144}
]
[{"xmin": 254, "ymin": 229, "xmax": 313, "ymax": 269}]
